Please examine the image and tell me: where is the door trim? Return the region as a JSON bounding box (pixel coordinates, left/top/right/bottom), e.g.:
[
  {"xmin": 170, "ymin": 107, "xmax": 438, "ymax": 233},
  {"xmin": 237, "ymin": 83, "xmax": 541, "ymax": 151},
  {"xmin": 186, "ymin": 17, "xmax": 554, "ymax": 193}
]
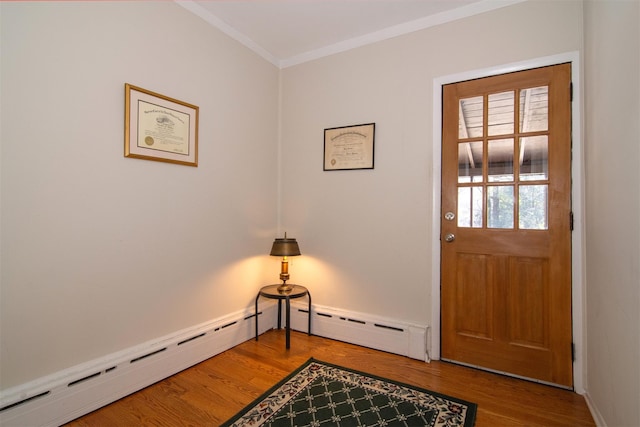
[{"xmin": 430, "ymin": 51, "xmax": 585, "ymax": 393}]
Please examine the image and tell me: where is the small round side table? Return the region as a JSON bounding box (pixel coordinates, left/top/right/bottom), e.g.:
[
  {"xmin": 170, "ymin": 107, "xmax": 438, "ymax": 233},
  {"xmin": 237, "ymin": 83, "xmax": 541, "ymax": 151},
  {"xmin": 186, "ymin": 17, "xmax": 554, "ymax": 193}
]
[{"xmin": 254, "ymin": 284, "xmax": 311, "ymax": 349}]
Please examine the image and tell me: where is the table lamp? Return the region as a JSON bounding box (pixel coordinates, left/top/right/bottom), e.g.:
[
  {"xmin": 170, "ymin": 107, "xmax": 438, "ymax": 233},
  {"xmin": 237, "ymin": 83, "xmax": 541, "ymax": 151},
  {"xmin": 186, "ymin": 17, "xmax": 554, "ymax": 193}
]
[{"xmin": 270, "ymin": 232, "xmax": 301, "ymax": 293}]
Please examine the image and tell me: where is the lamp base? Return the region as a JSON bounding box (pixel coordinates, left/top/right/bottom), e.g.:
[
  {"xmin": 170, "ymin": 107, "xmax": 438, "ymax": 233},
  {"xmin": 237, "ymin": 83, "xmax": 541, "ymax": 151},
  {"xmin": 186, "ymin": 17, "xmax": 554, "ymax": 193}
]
[{"xmin": 277, "ymin": 282, "xmax": 293, "ymax": 293}]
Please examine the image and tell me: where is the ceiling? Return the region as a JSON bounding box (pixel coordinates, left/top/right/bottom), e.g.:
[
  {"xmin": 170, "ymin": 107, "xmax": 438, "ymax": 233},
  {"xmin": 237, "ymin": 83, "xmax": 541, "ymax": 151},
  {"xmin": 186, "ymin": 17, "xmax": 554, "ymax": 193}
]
[{"xmin": 177, "ymin": 0, "xmax": 525, "ymax": 68}]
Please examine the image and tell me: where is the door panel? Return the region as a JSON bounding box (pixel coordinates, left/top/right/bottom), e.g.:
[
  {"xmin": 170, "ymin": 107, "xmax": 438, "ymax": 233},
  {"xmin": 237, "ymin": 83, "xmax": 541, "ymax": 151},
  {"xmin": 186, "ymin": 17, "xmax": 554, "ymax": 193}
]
[
  {"xmin": 508, "ymin": 256, "xmax": 549, "ymax": 349},
  {"xmin": 441, "ymin": 63, "xmax": 573, "ymax": 387},
  {"xmin": 456, "ymin": 253, "xmax": 492, "ymax": 339}
]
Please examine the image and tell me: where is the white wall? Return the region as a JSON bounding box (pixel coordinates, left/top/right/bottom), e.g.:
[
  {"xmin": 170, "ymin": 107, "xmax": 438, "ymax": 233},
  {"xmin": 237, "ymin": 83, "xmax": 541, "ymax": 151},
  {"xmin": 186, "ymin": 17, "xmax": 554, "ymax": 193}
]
[
  {"xmin": 584, "ymin": 1, "xmax": 640, "ymax": 426},
  {"xmin": 3, "ymin": 2, "xmax": 640, "ymax": 425},
  {"xmin": 0, "ymin": 2, "xmax": 279, "ymax": 389},
  {"xmin": 280, "ymin": 0, "xmax": 583, "ymax": 324}
]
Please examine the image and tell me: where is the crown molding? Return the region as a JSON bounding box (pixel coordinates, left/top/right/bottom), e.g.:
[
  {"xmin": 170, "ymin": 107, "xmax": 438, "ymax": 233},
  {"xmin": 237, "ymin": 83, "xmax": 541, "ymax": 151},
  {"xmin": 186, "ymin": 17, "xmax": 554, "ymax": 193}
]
[
  {"xmin": 280, "ymin": 0, "xmax": 527, "ymax": 68},
  {"xmin": 175, "ymin": 0, "xmax": 281, "ymax": 67},
  {"xmin": 177, "ymin": 0, "xmax": 527, "ymax": 69}
]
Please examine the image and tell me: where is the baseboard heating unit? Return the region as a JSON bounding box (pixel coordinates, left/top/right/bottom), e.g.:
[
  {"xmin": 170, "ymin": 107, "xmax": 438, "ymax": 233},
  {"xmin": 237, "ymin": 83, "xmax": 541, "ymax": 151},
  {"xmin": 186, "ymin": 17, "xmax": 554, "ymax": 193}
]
[
  {"xmin": 0, "ymin": 305, "xmax": 276, "ymax": 427},
  {"xmin": 287, "ymin": 301, "xmax": 428, "ymax": 362},
  {"xmin": 0, "ymin": 302, "xmax": 428, "ymax": 427}
]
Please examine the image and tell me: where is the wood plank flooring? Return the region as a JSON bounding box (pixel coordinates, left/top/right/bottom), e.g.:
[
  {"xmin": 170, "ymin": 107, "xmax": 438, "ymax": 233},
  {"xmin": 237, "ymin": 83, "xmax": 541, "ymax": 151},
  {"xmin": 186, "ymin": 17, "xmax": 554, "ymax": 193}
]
[{"xmin": 65, "ymin": 330, "xmax": 595, "ymax": 426}]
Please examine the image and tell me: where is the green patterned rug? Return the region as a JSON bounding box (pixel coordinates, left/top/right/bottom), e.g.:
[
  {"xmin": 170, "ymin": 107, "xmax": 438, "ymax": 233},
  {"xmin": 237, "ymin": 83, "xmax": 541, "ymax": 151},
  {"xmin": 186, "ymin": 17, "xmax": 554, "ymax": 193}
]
[{"xmin": 221, "ymin": 358, "xmax": 477, "ymax": 427}]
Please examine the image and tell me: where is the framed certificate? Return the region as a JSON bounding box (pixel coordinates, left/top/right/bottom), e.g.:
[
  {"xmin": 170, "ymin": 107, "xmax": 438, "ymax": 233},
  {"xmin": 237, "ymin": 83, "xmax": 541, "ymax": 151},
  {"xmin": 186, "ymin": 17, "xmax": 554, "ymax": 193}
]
[
  {"xmin": 324, "ymin": 123, "xmax": 375, "ymax": 171},
  {"xmin": 125, "ymin": 84, "xmax": 199, "ymax": 167}
]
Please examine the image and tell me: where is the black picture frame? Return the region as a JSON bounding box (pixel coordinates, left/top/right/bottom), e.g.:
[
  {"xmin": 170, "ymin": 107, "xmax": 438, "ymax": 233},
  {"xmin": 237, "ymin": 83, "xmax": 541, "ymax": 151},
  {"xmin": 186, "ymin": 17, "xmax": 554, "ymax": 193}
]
[{"xmin": 323, "ymin": 123, "xmax": 375, "ymax": 171}]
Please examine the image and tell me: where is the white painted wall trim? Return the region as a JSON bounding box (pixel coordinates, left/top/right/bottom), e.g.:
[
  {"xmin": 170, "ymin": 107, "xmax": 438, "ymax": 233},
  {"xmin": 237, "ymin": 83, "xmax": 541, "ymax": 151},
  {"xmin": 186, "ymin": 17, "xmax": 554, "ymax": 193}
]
[
  {"xmin": 0, "ymin": 305, "xmax": 277, "ymax": 427},
  {"xmin": 176, "ymin": 0, "xmax": 527, "ymax": 69},
  {"xmin": 0, "ymin": 303, "xmax": 427, "ymax": 426},
  {"xmin": 280, "ymin": 0, "xmax": 527, "ymax": 68},
  {"xmin": 175, "ymin": 0, "xmax": 280, "ymax": 67},
  {"xmin": 288, "ymin": 301, "xmax": 429, "ymax": 362},
  {"xmin": 431, "ymin": 51, "xmax": 586, "ymax": 394},
  {"xmin": 584, "ymin": 392, "xmax": 608, "ymax": 427}
]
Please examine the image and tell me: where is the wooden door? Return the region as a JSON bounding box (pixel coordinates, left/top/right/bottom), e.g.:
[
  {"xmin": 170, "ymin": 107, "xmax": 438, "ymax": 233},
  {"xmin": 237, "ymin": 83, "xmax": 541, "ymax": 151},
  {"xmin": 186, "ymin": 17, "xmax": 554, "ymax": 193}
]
[{"xmin": 441, "ymin": 63, "xmax": 573, "ymax": 387}]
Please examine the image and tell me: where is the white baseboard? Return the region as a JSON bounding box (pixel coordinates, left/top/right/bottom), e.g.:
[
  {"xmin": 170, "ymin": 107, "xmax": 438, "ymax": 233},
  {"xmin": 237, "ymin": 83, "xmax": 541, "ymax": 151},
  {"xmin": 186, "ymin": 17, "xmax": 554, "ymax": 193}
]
[
  {"xmin": 0, "ymin": 302, "xmax": 428, "ymax": 427},
  {"xmin": 288, "ymin": 301, "xmax": 428, "ymax": 361},
  {"xmin": 583, "ymin": 392, "xmax": 607, "ymax": 427},
  {"xmin": 0, "ymin": 305, "xmax": 276, "ymax": 427}
]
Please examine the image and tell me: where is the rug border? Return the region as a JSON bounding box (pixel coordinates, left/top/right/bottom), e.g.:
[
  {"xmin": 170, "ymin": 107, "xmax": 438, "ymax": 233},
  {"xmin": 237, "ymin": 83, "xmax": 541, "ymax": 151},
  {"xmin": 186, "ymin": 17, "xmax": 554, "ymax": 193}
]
[
  {"xmin": 219, "ymin": 358, "xmax": 317, "ymax": 427},
  {"xmin": 220, "ymin": 357, "xmax": 477, "ymax": 427}
]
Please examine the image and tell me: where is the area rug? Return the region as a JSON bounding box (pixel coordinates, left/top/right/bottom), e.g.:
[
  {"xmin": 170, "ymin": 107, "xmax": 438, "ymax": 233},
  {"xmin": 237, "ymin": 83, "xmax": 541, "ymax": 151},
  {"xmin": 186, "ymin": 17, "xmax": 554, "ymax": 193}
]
[{"xmin": 220, "ymin": 358, "xmax": 477, "ymax": 427}]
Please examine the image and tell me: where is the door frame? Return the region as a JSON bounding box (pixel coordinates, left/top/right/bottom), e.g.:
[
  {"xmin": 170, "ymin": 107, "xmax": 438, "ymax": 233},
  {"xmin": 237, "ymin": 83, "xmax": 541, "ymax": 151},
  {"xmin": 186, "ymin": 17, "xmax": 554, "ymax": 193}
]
[{"xmin": 430, "ymin": 51, "xmax": 585, "ymax": 393}]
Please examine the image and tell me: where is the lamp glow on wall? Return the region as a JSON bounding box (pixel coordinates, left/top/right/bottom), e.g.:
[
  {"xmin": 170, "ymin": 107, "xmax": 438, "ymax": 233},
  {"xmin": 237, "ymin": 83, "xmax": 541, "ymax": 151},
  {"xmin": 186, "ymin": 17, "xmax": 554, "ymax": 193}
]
[{"xmin": 270, "ymin": 233, "xmax": 301, "ymax": 293}]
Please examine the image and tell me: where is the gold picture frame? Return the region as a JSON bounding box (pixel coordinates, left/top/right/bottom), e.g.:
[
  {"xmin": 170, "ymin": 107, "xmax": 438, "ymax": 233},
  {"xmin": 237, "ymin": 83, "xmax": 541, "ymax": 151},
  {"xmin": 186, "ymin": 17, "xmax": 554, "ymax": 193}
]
[
  {"xmin": 323, "ymin": 123, "xmax": 375, "ymax": 171},
  {"xmin": 124, "ymin": 83, "xmax": 199, "ymax": 167}
]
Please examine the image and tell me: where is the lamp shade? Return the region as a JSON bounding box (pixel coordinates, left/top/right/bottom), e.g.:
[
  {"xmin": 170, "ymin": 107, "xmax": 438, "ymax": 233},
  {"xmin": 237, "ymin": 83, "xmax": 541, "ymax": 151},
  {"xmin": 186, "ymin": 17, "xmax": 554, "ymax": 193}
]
[{"xmin": 270, "ymin": 235, "xmax": 301, "ymax": 257}]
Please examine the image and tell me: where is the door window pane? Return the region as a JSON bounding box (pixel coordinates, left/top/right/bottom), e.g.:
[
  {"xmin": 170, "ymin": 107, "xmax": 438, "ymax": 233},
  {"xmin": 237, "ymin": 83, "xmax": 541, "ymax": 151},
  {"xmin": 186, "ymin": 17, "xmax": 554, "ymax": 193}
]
[
  {"xmin": 488, "ymin": 91, "xmax": 514, "ymax": 136},
  {"xmin": 519, "ymin": 185, "xmax": 548, "ymax": 230},
  {"xmin": 487, "ymin": 185, "xmax": 514, "ymax": 229},
  {"xmin": 458, "ymin": 141, "xmax": 483, "ymax": 183},
  {"xmin": 459, "ymin": 96, "xmax": 483, "ymax": 138},
  {"xmin": 458, "ymin": 186, "xmax": 483, "ymax": 228},
  {"xmin": 519, "ymin": 86, "xmax": 548, "ymax": 132},
  {"xmin": 519, "ymin": 136, "xmax": 548, "ymax": 181},
  {"xmin": 488, "ymin": 138, "xmax": 514, "ymax": 182}
]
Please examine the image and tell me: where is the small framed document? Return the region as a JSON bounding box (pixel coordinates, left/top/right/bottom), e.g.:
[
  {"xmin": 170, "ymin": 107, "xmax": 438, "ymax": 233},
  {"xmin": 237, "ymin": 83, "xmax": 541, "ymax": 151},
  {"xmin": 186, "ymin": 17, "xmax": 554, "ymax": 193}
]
[
  {"xmin": 125, "ymin": 84, "xmax": 199, "ymax": 167},
  {"xmin": 324, "ymin": 123, "xmax": 375, "ymax": 171}
]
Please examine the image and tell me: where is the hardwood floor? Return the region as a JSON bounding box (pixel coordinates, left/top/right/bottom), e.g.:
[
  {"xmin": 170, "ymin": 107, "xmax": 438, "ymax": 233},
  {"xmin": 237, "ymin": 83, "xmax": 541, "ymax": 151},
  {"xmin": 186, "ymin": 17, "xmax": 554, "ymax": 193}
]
[{"xmin": 65, "ymin": 330, "xmax": 595, "ymax": 426}]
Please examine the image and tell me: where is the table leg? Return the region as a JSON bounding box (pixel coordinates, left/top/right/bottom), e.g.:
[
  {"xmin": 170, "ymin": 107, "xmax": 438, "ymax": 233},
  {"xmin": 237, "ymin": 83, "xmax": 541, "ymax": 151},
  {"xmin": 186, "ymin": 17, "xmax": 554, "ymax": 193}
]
[
  {"xmin": 255, "ymin": 293, "xmax": 260, "ymax": 341},
  {"xmin": 307, "ymin": 291, "xmax": 312, "ymax": 336},
  {"xmin": 285, "ymin": 296, "xmax": 291, "ymax": 349},
  {"xmin": 277, "ymin": 300, "xmax": 282, "ymax": 329}
]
